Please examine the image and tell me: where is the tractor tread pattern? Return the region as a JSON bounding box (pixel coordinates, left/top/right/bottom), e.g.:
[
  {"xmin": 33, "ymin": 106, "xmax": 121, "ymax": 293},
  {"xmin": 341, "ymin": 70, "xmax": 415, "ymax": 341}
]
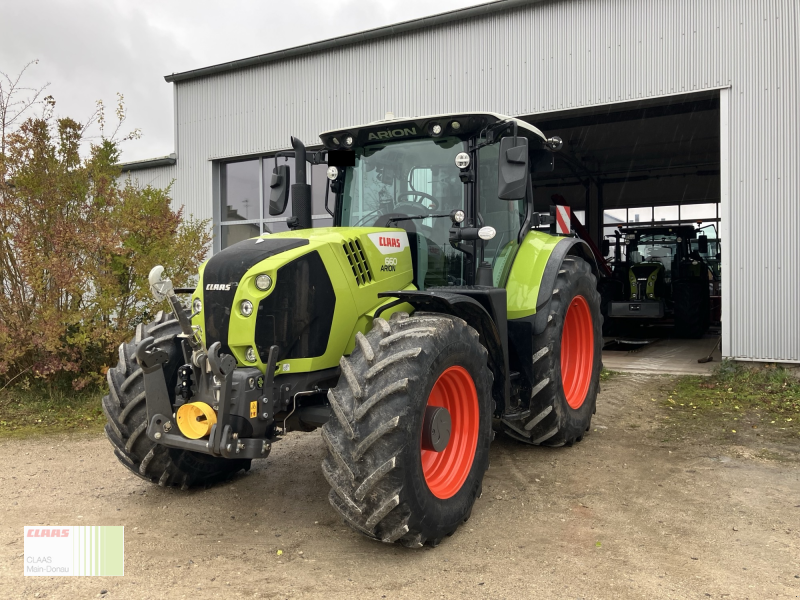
[
  {"xmin": 501, "ymin": 256, "xmax": 602, "ymax": 447},
  {"xmin": 103, "ymin": 312, "xmax": 249, "ymax": 488},
  {"xmin": 322, "ymin": 312, "xmax": 491, "ymax": 548}
]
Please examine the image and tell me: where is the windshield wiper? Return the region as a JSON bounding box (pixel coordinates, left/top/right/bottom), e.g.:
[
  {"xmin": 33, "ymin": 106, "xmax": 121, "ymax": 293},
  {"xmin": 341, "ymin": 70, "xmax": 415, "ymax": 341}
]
[{"xmin": 385, "ymin": 213, "xmax": 452, "ymax": 226}]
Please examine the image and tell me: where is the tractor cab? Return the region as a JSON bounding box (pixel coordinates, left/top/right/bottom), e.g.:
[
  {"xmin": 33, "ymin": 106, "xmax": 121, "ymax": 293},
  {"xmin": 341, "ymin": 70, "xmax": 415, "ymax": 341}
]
[{"xmin": 319, "ymin": 113, "xmax": 560, "ymax": 289}]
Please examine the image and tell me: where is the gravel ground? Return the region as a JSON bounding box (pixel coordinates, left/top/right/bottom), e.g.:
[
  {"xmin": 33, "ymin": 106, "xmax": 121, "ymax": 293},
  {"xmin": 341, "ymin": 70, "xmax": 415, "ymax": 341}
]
[{"xmin": 1, "ymin": 373, "xmax": 798, "ymax": 600}]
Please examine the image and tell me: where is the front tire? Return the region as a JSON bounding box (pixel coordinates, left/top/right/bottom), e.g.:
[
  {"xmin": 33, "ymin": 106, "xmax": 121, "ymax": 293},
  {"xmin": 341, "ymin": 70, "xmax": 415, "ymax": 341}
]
[
  {"xmin": 103, "ymin": 311, "xmax": 250, "ymax": 488},
  {"xmin": 502, "ymin": 256, "xmax": 602, "ymax": 446},
  {"xmin": 321, "ymin": 312, "xmax": 493, "ymax": 548}
]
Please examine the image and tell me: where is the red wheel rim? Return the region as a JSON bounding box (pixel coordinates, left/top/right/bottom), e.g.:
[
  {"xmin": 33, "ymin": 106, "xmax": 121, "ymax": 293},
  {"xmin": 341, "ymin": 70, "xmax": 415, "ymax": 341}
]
[
  {"xmin": 561, "ymin": 295, "xmax": 594, "ymax": 409},
  {"xmin": 421, "ymin": 366, "xmax": 479, "ymax": 500}
]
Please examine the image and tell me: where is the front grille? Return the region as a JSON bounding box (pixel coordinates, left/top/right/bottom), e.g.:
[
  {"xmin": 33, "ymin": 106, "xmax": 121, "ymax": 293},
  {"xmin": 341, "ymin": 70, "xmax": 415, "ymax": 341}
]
[
  {"xmin": 342, "ymin": 239, "xmax": 373, "ymax": 286},
  {"xmin": 254, "ymin": 251, "xmax": 336, "ymax": 363},
  {"xmin": 202, "ymin": 237, "xmax": 309, "ymax": 355}
]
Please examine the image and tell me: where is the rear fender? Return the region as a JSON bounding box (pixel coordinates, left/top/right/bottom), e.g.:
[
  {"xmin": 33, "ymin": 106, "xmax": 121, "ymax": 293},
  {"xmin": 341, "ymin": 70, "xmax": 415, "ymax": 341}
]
[{"xmin": 506, "ymin": 231, "xmax": 599, "ymax": 335}]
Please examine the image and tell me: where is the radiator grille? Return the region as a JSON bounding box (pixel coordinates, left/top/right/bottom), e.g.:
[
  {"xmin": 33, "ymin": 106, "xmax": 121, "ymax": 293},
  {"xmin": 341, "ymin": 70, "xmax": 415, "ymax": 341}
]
[{"xmin": 342, "ymin": 239, "xmax": 373, "ymax": 286}]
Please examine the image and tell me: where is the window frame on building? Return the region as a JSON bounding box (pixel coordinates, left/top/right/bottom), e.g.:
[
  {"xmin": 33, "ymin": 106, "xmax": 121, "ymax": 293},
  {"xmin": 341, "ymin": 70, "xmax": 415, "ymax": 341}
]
[{"xmin": 213, "ymin": 152, "xmax": 334, "ymax": 252}]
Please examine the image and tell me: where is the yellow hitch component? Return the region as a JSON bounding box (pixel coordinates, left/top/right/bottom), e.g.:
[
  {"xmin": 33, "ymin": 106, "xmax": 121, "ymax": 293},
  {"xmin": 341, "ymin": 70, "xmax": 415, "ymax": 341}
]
[{"xmin": 176, "ymin": 402, "xmax": 217, "ymax": 439}]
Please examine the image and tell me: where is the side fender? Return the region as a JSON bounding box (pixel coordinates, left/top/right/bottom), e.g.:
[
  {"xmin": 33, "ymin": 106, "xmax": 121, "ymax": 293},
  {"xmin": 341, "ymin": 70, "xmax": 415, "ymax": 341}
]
[{"xmin": 506, "ymin": 231, "xmax": 599, "ymax": 334}]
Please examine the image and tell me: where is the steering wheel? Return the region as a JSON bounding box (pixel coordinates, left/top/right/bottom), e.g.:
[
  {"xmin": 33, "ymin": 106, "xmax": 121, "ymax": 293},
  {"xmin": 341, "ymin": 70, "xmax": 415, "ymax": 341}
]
[{"xmin": 396, "ymin": 191, "xmax": 440, "ymax": 211}]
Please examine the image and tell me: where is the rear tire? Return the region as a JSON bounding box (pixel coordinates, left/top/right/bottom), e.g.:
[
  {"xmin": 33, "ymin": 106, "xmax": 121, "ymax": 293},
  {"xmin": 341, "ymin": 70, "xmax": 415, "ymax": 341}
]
[
  {"xmin": 673, "ymin": 279, "xmax": 710, "ymax": 338},
  {"xmin": 502, "ymin": 256, "xmax": 602, "ymax": 446},
  {"xmin": 321, "ymin": 312, "xmax": 493, "ymax": 548},
  {"xmin": 103, "ymin": 311, "xmax": 250, "ymax": 488}
]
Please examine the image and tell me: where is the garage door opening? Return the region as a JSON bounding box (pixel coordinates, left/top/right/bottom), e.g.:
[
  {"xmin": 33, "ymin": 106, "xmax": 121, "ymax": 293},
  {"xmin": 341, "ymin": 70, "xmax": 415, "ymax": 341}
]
[{"xmin": 522, "ymin": 91, "xmax": 723, "ymax": 369}]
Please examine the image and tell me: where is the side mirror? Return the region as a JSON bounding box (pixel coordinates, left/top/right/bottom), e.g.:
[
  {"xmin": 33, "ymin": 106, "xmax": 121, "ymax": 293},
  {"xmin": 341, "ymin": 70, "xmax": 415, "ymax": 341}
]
[
  {"xmin": 497, "ymin": 136, "xmax": 529, "ymax": 200},
  {"xmin": 268, "ymin": 165, "xmax": 290, "ymax": 216},
  {"xmin": 697, "ymin": 235, "xmax": 709, "ymax": 254},
  {"xmin": 601, "ymin": 239, "xmax": 611, "ymax": 256}
]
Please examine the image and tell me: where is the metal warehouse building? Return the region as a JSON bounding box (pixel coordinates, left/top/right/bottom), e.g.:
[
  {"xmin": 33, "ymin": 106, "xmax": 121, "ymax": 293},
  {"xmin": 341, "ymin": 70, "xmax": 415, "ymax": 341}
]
[{"xmin": 120, "ymin": 0, "xmax": 799, "ymax": 364}]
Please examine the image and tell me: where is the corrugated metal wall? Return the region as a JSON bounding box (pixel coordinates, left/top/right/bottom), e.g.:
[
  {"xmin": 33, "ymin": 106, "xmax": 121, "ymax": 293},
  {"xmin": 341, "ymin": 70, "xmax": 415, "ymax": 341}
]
[
  {"xmin": 119, "ymin": 165, "xmax": 178, "ymax": 197},
  {"xmin": 165, "ymin": 0, "xmax": 798, "ymax": 362}
]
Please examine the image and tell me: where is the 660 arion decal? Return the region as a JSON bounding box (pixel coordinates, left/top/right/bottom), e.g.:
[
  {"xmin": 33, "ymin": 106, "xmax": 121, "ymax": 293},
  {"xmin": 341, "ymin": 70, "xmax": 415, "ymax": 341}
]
[{"xmin": 367, "ymin": 231, "xmax": 409, "ymax": 255}]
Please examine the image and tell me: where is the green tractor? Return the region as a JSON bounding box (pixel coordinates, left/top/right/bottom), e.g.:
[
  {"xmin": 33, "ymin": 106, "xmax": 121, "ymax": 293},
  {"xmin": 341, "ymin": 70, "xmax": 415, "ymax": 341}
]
[
  {"xmin": 602, "ymin": 225, "xmax": 712, "ymax": 338},
  {"xmin": 103, "ymin": 113, "xmax": 602, "ymax": 548}
]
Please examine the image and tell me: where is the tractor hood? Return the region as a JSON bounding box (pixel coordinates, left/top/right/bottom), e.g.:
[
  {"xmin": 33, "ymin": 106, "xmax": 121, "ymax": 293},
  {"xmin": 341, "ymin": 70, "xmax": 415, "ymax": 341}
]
[
  {"xmin": 193, "ymin": 228, "xmax": 414, "ymax": 374},
  {"xmin": 200, "ymin": 236, "xmax": 311, "ymax": 360}
]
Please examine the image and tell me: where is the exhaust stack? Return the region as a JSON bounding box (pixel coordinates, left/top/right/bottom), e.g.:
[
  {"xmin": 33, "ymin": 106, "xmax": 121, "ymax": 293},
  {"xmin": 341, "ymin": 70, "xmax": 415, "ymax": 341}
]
[{"xmin": 290, "ymin": 136, "xmax": 312, "ymax": 230}]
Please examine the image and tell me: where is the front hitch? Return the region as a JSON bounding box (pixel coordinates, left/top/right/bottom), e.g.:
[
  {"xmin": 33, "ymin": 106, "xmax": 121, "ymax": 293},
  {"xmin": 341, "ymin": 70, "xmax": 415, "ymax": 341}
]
[{"xmin": 140, "ymin": 266, "xmax": 279, "ymax": 460}]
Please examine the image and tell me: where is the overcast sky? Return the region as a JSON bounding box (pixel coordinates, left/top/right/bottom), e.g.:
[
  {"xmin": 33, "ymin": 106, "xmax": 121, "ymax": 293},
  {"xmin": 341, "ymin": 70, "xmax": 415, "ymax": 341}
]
[{"xmin": 1, "ymin": 0, "xmax": 485, "ymax": 161}]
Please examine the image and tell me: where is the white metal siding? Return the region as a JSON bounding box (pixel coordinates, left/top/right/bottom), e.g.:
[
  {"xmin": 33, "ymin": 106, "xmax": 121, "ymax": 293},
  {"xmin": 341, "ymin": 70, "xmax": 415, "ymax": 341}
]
[
  {"xmin": 167, "ymin": 0, "xmax": 799, "ymax": 362},
  {"xmin": 119, "ymin": 165, "xmax": 178, "ymax": 200}
]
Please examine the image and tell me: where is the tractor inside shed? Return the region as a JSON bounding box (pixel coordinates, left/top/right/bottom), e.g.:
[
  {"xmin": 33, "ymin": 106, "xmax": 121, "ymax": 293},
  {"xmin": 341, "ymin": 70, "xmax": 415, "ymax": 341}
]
[{"xmin": 521, "ymin": 91, "xmax": 723, "ymax": 367}]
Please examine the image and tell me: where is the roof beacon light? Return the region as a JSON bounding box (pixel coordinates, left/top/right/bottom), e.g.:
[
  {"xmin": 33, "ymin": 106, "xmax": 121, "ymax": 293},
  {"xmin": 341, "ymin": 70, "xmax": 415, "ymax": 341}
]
[
  {"xmin": 454, "ymin": 152, "xmax": 470, "ymax": 169},
  {"xmin": 326, "ymin": 166, "xmax": 339, "ymax": 180}
]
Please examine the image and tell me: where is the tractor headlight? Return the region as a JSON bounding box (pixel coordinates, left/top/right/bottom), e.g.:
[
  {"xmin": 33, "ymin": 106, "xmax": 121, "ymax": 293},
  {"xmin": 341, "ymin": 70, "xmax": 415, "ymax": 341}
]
[
  {"xmin": 454, "ymin": 152, "xmax": 470, "ymax": 169},
  {"xmin": 255, "ymin": 274, "xmax": 272, "ymax": 291},
  {"xmin": 192, "ymin": 298, "xmax": 202, "ymax": 314},
  {"xmin": 326, "ymin": 166, "xmax": 339, "ymax": 180},
  {"xmin": 431, "ymin": 123, "xmax": 443, "ymax": 136},
  {"xmin": 240, "ymin": 300, "xmax": 254, "ymax": 317},
  {"xmin": 450, "ymin": 209, "xmax": 466, "ymax": 224},
  {"xmin": 344, "ymin": 135, "xmax": 354, "ymax": 147},
  {"xmin": 245, "ymin": 347, "xmax": 257, "ymax": 363},
  {"xmin": 451, "ymin": 121, "xmax": 461, "ymax": 130}
]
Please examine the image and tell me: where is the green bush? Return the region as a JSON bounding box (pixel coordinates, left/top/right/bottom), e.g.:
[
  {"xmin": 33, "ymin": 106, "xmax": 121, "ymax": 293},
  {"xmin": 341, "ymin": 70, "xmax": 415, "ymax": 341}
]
[{"xmin": 0, "ymin": 79, "xmax": 209, "ymax": 389}]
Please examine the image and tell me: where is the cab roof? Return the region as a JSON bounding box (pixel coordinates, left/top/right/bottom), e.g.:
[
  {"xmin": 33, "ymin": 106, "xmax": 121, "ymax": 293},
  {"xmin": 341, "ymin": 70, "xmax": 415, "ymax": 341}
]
[{"xmin": 319, "ymin": 112, "xmax": 546, "ymax": 150}]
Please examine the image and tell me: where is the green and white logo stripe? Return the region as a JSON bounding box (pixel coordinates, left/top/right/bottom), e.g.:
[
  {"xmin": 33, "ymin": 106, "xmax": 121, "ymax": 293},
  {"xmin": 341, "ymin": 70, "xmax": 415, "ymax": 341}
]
[{"xmin": 72, "ymin": 526, "xmax": 124, "ymax": 576}]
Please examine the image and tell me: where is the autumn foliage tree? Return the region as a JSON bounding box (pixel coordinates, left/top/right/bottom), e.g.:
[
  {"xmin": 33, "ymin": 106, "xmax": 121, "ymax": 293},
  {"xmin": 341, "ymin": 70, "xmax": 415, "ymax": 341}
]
[{"xmin": 0, "ymin": 64, "xmax": 210, "ymax": 389}]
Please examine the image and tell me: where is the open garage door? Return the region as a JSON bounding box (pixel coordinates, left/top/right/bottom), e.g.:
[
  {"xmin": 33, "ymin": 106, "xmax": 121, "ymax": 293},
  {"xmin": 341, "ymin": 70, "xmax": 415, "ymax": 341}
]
[{"xmin": 522, "ymin": 92, "xmax": 722, "ymax": 359}]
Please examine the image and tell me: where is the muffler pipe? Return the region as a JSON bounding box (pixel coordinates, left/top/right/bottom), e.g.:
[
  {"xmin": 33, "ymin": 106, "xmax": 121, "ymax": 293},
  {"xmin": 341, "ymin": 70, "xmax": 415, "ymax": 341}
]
[{"xmin": 290, "ymin": 136, "xmax": 312, "ymax": 230}]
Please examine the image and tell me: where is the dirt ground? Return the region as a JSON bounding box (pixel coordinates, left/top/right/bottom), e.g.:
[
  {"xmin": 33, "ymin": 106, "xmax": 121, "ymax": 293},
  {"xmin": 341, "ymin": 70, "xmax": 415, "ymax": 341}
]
[{"xmin": 1, "ymin": 373, "xmax": 799, "ymax": 600}]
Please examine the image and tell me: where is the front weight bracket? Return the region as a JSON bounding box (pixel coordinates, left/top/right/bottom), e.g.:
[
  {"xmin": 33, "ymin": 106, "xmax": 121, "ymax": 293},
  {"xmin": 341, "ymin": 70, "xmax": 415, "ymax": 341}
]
[{"xmin": 136, "ymin": 336, "xmax": 175, "ymax": 425}]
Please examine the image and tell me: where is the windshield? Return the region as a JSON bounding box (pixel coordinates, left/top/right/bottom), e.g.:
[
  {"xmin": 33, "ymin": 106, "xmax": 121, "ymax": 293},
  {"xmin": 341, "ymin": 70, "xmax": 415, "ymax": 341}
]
[
  {"xmin": 340, "ymin": 137, "xmax": 467, "ymax": 288},
  {"xmin": 339, "ymin": 136, "xmax": 527, "ymax": 289},
  {"xmin": 630, "ymin": 234, "xmax": 678, "ymax": 278}
]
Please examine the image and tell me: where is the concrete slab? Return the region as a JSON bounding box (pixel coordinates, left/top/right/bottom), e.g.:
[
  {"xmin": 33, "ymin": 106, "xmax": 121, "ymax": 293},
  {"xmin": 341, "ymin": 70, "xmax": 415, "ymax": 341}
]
[{"xmin": 602, "ymin": 335, "xmax": 722, "ymax": 376}]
